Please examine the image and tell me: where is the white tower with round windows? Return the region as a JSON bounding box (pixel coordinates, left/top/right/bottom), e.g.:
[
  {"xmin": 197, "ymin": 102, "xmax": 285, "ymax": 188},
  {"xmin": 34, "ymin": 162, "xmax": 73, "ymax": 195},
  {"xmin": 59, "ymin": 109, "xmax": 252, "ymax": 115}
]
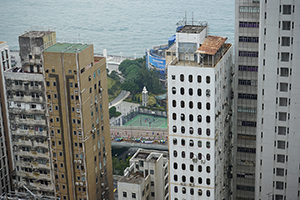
[{"xmin": 167, "ymin": 23, "xmax": 233, "ymax": 200}]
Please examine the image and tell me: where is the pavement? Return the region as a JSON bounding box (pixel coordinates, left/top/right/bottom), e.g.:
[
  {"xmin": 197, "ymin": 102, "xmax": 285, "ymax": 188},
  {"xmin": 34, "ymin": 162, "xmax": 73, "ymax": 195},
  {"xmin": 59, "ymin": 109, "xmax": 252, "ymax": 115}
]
[{"xmin": 109, "ymin": 90, "xmax": 130, "ymax": 108}]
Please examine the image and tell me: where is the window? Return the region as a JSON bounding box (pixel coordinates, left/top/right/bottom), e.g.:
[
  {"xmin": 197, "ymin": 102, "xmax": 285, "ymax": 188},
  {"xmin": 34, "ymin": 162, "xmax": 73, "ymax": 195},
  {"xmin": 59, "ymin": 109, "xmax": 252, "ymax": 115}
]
[
  {"xmin": 282, "ymin": 21, "xmax": 291, "ymax": 30},
  {"xmin": 172, "ymin": 113, "xmax": 176, "ymax": 120},
  {"xmin": 206, "ymin": 76, "xmax": 210, "ymax": 83},
  {"xmin": 206, "ymin": 129, "xmax": 210, "ymax": 136},
  {"xmin": 173, "ymin": 126, "xmax": 177, "ymax": 133},
  {"xmin": 239, "ymin": 6, "xmax": 260, "ymax": 13},
  {"xmin": 197, "ymin": 89, "xmax": 202, "ymax": 96},
  {"xmin": 239, "ymin": 21, "xmax": 259, "ymax": 28},
  {"xmin": 237, "ymin": 147, "xmax": 256, "ymax": 154},
  {"xmin": 172, "ymin": 75, "xmax": 175, "ymax": 80},
  {"xmin": 206, "ymin": 116, "xmax": 211, "ymax": 123},
  {"xmin": 181, "ymin": 126, "xmax": 185, "ymax": 134},
  {"xmin": 180, "ymin": 87, "xmax": 184, "ymax": 95},
  {"xmin": 282, "ymin": 37, "xmax": 290, "ymax": 46},
  {"xmin": 189, "ymin": 140, "xmax": 194, "ymax": 147},
  {"xmin": 53, "ymin": 82, "xmax": 56, "ymax": 86},
  {"xmin": 206, "ymin": 141, "xmax": 210, "ymax": 149},
  {"xmin": 189, "ymin": 127, "xmax": 194, "ymax": 134},
  {"xmin": 189, "ymin": 88, "xmax": 193, "ymax": 96},
  {"xmin": 173, "ymin": 138, "xmax": 177, "ymax": 145},
  {"xmin": 174, "ymin": 174, "xmax": 178, "ymax": 181},
  {"xmin": 283, "ymin": 5, "xmax": 291, "ymax": 14},
  {"xmin": 239, "ymin": 51, "xmax": 259, "ymax": 57},
  {"xmin": 198, "ymin": 115, "xmax": 202, "ymax": 122},
  {"xmin": 123, "ymin": 192, "xmax": 127, "ymax": 197},
  {"xmin": 281, "ymin": 53, "xmax": 289, "ymax": 62},
  {"xmin": 182, "ymin": 163, "xmax": 186, "ymax": 170},
  {"xmin": 190, "ymin": 164, "xmax": 194, "ymax": 171},
  {"xmin": 239, "ymin": 36, "xmax": 259, "ymax": 43},
  {"xmin": 206, "ymin": 103, "xmax": 210, "ymax": 110},
  {"xmin": 180, "ymin": 74, "xmax": 184, "ymax": 82},
  {"xmin": 180, "ymin": 101, "xmax": 185, "ymax": 108},
  {"xmin": 198, "ymin": 128, "xmax": 202, "ymax": 135},
  {"xmin": 181, "ymin": 139, "xmax": 185, "ymax": 146},
  {"xmin": 198, "ymin": 189, "xmax": 202, "ymax": 196},
  {"xmin": 198, "ymin": 141, "xmax": 202, "ymax": 148},
  {"xmin": 173, "ymin": 162, "xmax": 178, "ymax": 169},
  {"xmin": 238, "ymin": 65, "xmax": 258, "ymax": 72},
  {"xmin": 189, "ymin": 101, "xmax": 193, "ymax": 109},
  {"xmin": 173, "ymin": 150, "xmax": 177, "ymax": 157},
  {"xmin": 172, "ymin": 87, "xmax": 176, "ymax": 94},
  {"xmin": 197, "ymin": 75, "xmax": 202, "ymax": 83},
  {"xmin": 172, "ymin": 100, "xmax": 176, "ymax": 107},
  {"xmin": 198, "ymin": 165, "xmax": 202, "ymax": 172},
  {"xmin": 238, "ymin": 93, "xmax": 257, "ymax": 100},
  {"xmin": 198, "ymin": 102, "xmax": 202, "ymax": 109},
  {"xmin": 189, "ymin": 75, "xmax": 193, "ymax": 82}
]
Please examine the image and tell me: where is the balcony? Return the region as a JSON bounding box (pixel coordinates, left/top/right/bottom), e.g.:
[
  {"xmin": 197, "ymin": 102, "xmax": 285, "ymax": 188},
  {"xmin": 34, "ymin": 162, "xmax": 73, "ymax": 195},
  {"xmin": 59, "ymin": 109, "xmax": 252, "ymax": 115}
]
[
  {"xmin": 31, "ymin": 150, "xmax": 49, "ymax": 159},
  {"xmin": 13, "ymin": 129, "xmax": 47, "ymax": 138},
  {"xmin": 13, "ymin": 139, "xmax": 32, "ymax": 147},
  {"xmin": 33, "ymin": 141, "xmax": 48, "ymax": 149},
  {"xmin": 31, "ymin": 161, "xmax": 50, "ymax": 169}
]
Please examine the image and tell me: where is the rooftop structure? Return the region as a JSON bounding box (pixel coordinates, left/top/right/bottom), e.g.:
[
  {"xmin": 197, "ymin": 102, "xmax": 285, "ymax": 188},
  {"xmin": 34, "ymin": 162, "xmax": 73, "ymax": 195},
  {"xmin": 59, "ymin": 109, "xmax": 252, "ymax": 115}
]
[{"xmin": 43, "ymin": 43, "xmax": 91, "ymax": 53}]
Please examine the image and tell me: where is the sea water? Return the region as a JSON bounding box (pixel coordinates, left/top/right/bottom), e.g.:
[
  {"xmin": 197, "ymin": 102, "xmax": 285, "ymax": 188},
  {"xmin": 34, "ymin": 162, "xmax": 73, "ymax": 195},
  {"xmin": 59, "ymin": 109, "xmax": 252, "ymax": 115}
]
[{"xmin": 0, "ymin": 0, "xmax": 234, "ymax": 57}]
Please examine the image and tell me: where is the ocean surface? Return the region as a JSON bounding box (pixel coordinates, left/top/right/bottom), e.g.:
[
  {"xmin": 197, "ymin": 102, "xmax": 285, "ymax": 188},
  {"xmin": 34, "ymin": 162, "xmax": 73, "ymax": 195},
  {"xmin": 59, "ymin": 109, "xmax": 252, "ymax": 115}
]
[{"xmin": 0, "ymin": 0, "xmax": 234, "ymax": 57}]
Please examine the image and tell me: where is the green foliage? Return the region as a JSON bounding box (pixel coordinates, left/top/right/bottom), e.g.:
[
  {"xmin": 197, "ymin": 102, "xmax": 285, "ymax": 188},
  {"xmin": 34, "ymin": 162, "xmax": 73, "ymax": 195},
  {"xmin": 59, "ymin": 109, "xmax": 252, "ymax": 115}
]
[
  {"xmin": 112, "ymin": 156, "xmax": 131, "ymax": 175},
  {"xmin": 118, "ymin": 58, "xmax": 165, "ymax": 95},
  {"xmin": 109, "ymin": 106, "xmax": 117, "ymax": 118}
]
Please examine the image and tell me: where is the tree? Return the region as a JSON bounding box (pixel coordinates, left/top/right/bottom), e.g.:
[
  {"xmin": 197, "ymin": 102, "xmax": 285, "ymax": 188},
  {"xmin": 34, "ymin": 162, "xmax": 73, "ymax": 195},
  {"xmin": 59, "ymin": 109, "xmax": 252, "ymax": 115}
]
[
  {"xmin": 109, "ymin": 106, "xmax": 117, "ymax": 118},
  {"xmin": 121, "ymin": 81, "xmax": 139, "ymax": 93}
]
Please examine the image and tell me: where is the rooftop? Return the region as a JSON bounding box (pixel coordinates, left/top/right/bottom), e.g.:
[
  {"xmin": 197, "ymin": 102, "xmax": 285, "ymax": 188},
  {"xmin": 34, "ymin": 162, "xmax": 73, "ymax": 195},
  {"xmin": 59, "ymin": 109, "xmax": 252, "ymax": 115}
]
[
  {"xmin": 0, "ymin": 41, "xmax": 5, "ymax": 45},
  {"xmin": 196, "ymin": 35, "xmax": 227, "ymax": 55},
  {"xmin": 176, "ymin": 25, "xmax": 206, "ymax": 34},
  {"xmin": 20, "ymin": 31, "xmax": 55, "ymax": 38},
  {"xmin": 134, "ymin": 152, "xmax": 150, "ymax": 160},
  {"xmin": 44, "ymin": 43, "xmax": 91, "ymax": 53},
  {"xmin": 118, "ymin": 172, "xmax": 144, "ymax": 184}
]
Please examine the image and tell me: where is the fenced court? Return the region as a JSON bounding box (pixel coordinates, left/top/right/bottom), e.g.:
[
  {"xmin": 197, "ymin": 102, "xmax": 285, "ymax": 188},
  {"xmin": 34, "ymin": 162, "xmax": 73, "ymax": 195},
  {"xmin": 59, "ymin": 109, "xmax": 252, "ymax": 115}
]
[{"xmin": 123, "ymin": 114, "xmax": 167, "ymax": 128}]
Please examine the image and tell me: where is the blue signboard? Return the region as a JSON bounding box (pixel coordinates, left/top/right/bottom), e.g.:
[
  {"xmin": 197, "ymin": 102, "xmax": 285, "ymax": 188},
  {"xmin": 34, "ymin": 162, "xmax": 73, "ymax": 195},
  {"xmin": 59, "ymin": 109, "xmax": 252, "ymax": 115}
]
[{"xmin": 148, "ymin": 53, "xmax": 166, "ymax": 74}]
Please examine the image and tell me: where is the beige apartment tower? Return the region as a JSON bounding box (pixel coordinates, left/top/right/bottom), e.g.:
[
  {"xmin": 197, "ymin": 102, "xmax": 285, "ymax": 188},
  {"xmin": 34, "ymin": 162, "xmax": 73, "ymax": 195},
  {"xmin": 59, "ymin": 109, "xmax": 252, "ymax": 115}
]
[{"xmin": 42, "ymin": 43, "xmax": 113, "ymax": 200}]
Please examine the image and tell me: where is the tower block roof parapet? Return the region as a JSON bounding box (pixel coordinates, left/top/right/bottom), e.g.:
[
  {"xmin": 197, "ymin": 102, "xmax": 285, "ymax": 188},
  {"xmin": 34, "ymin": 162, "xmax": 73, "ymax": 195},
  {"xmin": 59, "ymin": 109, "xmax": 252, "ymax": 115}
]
[{"xmin": 43, "ymin": 43, "xmax": 91, "ymax": 53}]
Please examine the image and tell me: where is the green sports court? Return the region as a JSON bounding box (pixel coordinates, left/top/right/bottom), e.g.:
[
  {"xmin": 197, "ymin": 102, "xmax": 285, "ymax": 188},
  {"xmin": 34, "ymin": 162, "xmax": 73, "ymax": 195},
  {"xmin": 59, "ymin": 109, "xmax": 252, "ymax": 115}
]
[{"xmin": 123, "ymin": 114, "xmax": 167, "ymax": 128}]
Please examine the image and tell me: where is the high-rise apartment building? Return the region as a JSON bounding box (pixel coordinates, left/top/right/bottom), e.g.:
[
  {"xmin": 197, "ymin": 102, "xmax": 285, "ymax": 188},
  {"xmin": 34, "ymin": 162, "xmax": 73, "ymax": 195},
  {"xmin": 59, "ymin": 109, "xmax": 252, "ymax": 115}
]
[
  {"xmin": 4, "ymin": 72, "xmax": 55, "ymax": 197},
  {"xmin": 0, "ymin": 41, "xmax": 12, "ymax": 193},
  {"xmin": 167, "ymin": 23, "xmax": 233, "ymax": 200},
  {"xmin": 42, "ymin": 43, "xmax": 113, "ymax": 200},
  {"xmin": 255, "ymin": 2, "xmax": 300, "ymax": 200},
  {"xmin": 233, "ymin": 0, "xmax": 260, "ymax": 199}
]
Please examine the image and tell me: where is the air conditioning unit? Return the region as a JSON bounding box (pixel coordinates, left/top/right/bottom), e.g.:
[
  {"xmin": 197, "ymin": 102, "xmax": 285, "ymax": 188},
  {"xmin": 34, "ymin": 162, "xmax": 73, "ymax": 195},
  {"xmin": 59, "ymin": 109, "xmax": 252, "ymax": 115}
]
[
  {"xmin": 75, "ymin": 182, "xmax": 79, "ymax": 186},
  {"xmin": 189, "ymin": 183, "xmax": 194, "ymax": 187},
  {"xmin": 74, "ymin": 160, "xmax": 78, "ymax": 164},
  {"xmin": 91, "ymin": 129, "xmax": 95, "ymax": 133},
  {"xmin": 78, "ymin": 160, "xmax": 82, "ymax": 164},
  {"xmin": 192, "ymin": 157, "xmax": 197, "ymax": 162},
  {"xmin": 79, "ymin": 182, "xmax": 83, "ymax": 186},
  {"xmin": 201, "ymin": 160, "xmax": 206, "ymax": 164},
  {"xmin": 101, "ymin": 183, "xmax": 105, "ymax": 187},
  {"xmin": 180, "ymin": 183, "xmax": 185, "ymax": 186}
]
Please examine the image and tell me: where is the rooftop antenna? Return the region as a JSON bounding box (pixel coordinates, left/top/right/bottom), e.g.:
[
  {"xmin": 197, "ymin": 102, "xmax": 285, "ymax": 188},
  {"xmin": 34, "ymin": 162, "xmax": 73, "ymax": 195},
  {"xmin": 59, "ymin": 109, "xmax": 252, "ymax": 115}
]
[
  {"xmin": 192, "ymin": 12, "xmax": 194, "ymax": 25},
  {"xmin": 185, "ymin": 11, "xmax": 187, "ymax": 25}
]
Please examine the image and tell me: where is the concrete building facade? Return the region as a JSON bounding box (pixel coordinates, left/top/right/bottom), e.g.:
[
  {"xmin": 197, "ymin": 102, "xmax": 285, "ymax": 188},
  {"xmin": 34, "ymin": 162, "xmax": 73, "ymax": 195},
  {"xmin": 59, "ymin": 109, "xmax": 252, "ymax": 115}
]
[
  {"xmin": 4, "ymin": 72, "xmax": 54, "ymax": 196},
  {"xmin": 167, "ymin": 23, "xmax": 233, "ymax": 200},
  {"xmin": 118, "ymin": 172, "xmax": 150, "ymax": 200},
  {"xmin": 42, "ymin": 43, "xmax": 113, "ymax": 200},
  {"xmin": 233, "ymin": 0, "xmax": 260, "ymax": 199},
  {"xmin": 121, "ymin": 148, "xmax": 169, "ymax": 200},
  {"xmin": 19, "ymin": 30, "xmax": 56, "ymax": 73},
  {"xmin": 0, "ymin": 41, "xmax": 12, "ymax": 194},
  {"xmin": 255, "ymin": 1, "xmax": 300, "ymax": 200}
]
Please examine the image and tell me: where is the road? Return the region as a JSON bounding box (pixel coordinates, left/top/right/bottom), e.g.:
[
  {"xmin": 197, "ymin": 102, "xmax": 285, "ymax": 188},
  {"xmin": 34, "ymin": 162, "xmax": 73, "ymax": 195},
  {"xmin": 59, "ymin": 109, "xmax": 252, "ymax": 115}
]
[{"xmin": 109, "ymin": 90, "xmax": 130, "ymax": 108}]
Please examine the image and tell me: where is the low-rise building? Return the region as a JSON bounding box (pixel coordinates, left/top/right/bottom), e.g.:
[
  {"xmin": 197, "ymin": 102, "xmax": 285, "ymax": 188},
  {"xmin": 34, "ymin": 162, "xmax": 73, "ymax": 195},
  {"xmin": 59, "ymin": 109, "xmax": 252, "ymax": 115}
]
[{"xmin": 119, "ymin": 148, "xmax": 169, "ymax": 200}]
